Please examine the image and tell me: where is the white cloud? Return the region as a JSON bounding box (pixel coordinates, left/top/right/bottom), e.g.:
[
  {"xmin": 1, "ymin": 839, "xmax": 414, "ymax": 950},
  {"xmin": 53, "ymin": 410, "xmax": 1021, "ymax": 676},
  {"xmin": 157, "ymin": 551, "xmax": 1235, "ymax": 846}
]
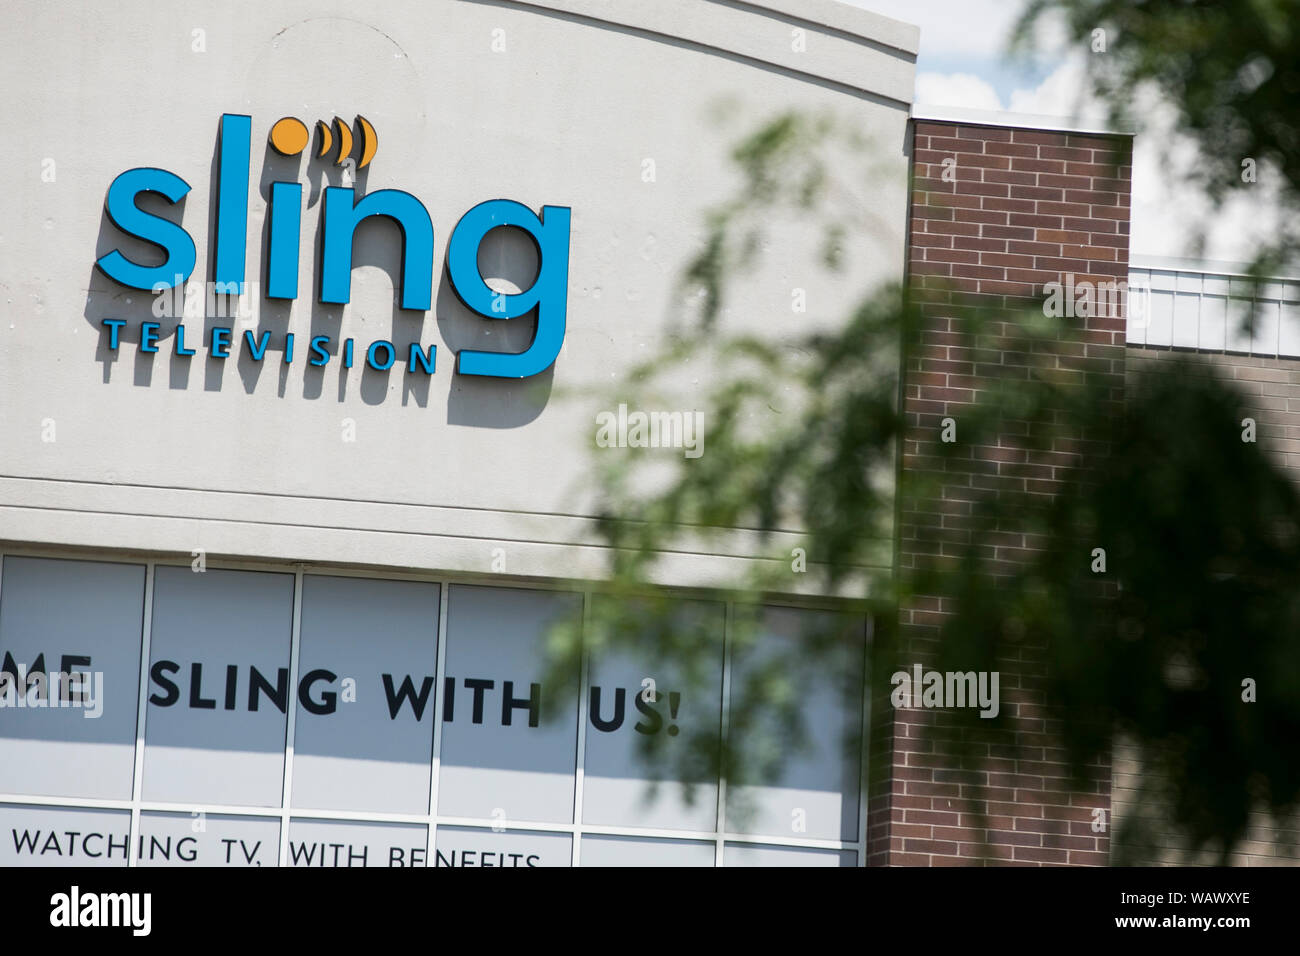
[
  {"xmin": 913, "ymin": 56, "xmax": 1281, "ymax": 263},
  {"xmin": 843, "ymin": 0, "xmax": 1037, "ymax": 60},
  {"xmin": 1128, "ymin": 95, "xmax": 1283, "ymax": 263},
  {"xmin": 1005, "ymin": 57, "xmax": 1105, "ymax": 125},
  {"xmin": 914, "ymin": 72, "xmax": 1002, "ymax": 111}
]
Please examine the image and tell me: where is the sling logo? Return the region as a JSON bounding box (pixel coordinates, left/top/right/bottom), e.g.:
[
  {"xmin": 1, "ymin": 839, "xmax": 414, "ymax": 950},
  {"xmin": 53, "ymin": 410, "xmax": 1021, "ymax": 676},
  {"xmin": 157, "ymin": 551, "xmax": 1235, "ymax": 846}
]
[
  {"xmin": 95, "ymin": 113, "xmax": 571, "ymax": 379},
  {"xmin": 267, "ymin": 115, "xmax": 379, "ymax": 168},
  {"xmin": 49, "ymin": 885, "xmax": 151, "ymax": 936}
]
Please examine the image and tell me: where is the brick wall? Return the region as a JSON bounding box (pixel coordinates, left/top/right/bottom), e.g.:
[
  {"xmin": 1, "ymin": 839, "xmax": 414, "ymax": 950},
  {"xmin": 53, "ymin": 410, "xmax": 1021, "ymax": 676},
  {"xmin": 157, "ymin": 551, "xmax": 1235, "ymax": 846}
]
[{"xmin": 871, "ymin": 119, "xmax": 1133, "ymax": 866}]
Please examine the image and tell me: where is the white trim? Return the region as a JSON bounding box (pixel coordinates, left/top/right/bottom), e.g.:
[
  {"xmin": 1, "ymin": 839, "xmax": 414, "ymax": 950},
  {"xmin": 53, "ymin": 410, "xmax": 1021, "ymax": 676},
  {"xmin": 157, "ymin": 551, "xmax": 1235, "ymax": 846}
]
[
  {"xmin": 856, "ymin": 614, "xmax": 873, "ymax": 867},
  {"xmin": 715, "ymin": 602, "xmax": 734, "ymax": 867},
  {"xmin": 426, "ymin": 580, "xmax": 450, "ymax": 862},
  {"xmin": 911, "ymin": 103, "xmax": 1132, "ymax": 137},
  {"xmin": 0, "ymin": 790, "xmax": 863, "ymax": 855},
  {"xmin": 571, "ymin": 589, "xmax": 592, "ymax": 866},
  {"xmin": 126, "ymin": 561, "xmax": 155, "ymax": 866},
  {"xmin": 0, "ymin": 538, "xmax": 869, "ymax": 611},
  {"xmin": 276, "ymin": 567, "xmax": 305, "ymax": 866},
  {"xmin": 498, "ymin": 0, "xmax": 919, "ymax": 106},
  {"xmin": 1127, "ymin": 261, "xmax": 1300, "ymax": 355},
  {"xmin": 1131, "ymin": 253, "xmax": 1300, "ymax": 282}
]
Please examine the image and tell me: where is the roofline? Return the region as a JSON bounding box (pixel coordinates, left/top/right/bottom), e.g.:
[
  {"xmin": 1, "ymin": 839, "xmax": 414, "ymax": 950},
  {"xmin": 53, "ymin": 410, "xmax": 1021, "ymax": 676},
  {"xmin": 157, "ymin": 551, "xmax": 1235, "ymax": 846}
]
[
  {"xmin": 499, "ymin": 0, "xmax": 920, "ymax": 105},
  {"xmin": 911, "ymin": 103, "xmax": 1133, "ymax": 137},
  {"xmin": 1130, "ymin": 253, "xmax": 1300, "ymax": 283},
  {"xmin": 739, "ymin": 0, "xmax": 920, "ymax": 56}
]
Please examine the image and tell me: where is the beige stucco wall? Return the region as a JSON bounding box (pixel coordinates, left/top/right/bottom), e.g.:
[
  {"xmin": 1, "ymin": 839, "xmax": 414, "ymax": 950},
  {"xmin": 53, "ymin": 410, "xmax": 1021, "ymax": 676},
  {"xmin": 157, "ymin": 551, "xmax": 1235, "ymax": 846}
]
[{"xmin": 0, "ymin": 0, "xmax": 916, "ymax": 594}]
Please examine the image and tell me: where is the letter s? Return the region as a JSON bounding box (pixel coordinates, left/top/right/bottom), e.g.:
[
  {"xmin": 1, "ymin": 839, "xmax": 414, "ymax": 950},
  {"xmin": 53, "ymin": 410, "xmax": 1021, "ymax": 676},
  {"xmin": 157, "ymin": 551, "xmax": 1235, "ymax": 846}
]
[
  {"xmin": 96, "ymin": 167, "xmax": 196, "ymax": 291},
  {"xmin": 149, "ymin": 659, "xmax": 180, "ymax": 707},
  {"xmin": 633, "ymin": 690, "xmax": 663, "ymax": 735}
]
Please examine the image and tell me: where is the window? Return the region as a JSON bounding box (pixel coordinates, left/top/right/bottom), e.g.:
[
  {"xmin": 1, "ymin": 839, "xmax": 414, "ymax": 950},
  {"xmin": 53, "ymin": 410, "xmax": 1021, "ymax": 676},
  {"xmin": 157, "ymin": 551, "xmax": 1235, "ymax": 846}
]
[{"xmin": 0, "ymin": 555, "xmax": 869, "ymax": 866}]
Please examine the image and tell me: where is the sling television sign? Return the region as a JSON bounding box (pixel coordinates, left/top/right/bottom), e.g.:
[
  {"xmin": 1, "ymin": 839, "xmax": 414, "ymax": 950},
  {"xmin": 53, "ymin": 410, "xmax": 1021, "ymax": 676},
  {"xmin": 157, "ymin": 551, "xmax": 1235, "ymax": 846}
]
[{"xmin": 95, "ymin": 113, "xmax": 571, "ymax": 379}]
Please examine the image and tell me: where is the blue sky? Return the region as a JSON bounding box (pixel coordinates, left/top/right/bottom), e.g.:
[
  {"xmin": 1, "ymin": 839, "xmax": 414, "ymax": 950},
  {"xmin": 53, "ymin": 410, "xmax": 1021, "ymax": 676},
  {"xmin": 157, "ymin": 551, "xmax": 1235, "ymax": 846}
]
[{"xmin": 848, "ymin": 0, "xmax": 1058, "ymax": 106}]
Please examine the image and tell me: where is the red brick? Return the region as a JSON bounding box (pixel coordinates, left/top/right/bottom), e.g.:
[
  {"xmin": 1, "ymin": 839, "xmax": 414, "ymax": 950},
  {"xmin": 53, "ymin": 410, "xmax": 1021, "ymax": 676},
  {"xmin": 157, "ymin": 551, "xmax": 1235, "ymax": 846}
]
[
  {"xmin": 982, "ymin": 197, "xmax": 1037, "ymax": 214},
  {"xmin": 1008, "ymin": 213, "xmax": 1063, "ymax": 229},
  {"xmin": 1037, "ymin": 229, "xmax": 1090, "ymax": 244},
  {"xmin": 1014, "ymin": 158, "xmax": 1067, "ymax": 174},
  {"xmin": 1011, "ymin": 129, "xmax": 1066, "ymax": 145},
  {"xmin": 1039, "ymin": 145, "xmax": 1095, "ymax": 162},
  {"xmin": 895, "ymin": 114, "xmax": 1124, "ymax": 869},
  {"xmin": 957, "ymin": 124, "xmax": 1013, "ymax": 142}
]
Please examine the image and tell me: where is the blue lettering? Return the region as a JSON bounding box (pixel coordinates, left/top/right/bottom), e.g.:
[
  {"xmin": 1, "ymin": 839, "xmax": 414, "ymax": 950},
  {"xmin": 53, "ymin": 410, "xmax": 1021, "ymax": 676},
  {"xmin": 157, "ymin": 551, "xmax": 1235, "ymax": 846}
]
[
  {"xmin": 95, "ymin": 168, "xmax": 196, "ymax": 290},
  {"xmin": 211, "ymin": 326, "xmax": 232, "ymax": 358},
  {"xmin": 101, "ymin": 318, "xmax": 127, "ymax": 350},
  {"xmin": 267, "ymin": 181, "xmax": 302, "ymax": 299},
  {"xmin": 244, "ymin": 329, "xmax": 270, "ymax": 361},
  {"xmin": 175, "ymin": 323, "xmax": 195, "ymax": 356},
  {"xmin": 214, "ymin": 113, "xmax": 252, "ymax": 289},
  {"xmin": 320, "ymin": 187, "xmax": 433, "ymax": 310},
  {"xmin": 309, "ymin": 335, "xmax": 331, "ymax": 366},
  {"xmin": 447, "ymin": 200, "xmax": 571, "ymax": 378},
  {"xmin": 367, "ymin": 340, "xmax": 396, "ymax": 370}
]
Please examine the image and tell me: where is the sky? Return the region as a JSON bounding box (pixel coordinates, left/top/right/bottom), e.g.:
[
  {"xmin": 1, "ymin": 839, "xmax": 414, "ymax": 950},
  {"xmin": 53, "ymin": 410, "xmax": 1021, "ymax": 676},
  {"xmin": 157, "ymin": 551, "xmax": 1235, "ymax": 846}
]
[{"xmin": 843, "ymin": 0, "xmax": 1281, "ymax": 265}]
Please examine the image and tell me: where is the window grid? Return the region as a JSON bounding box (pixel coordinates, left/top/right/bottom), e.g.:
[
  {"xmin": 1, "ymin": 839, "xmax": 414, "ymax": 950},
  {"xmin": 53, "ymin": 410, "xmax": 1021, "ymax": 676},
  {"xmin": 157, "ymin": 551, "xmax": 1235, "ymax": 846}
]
[
  {"xmin": 125, "ymin": 559, "xmax": 154, "ymax": 867},
  {"xmin": 0, "ymin": 551, "xmax": 871, "ymax": 866},
  {"xmin": 275, "ymin": 568, "xmax": 305, "ymax": 867}
]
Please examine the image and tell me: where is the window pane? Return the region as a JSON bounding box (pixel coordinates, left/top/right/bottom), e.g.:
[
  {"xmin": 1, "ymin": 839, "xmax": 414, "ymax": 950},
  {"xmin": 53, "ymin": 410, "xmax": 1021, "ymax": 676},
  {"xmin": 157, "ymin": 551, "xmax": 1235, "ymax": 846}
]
[
  {"xmin": 142, "ymin": 567, "xmax": 294, "ymax": 807},
  {"xmin": 286, "ymin": 818, "xmax": 428, "ymax": 868},
  {"xmin": 0, "ymin": 556, "xmax": 145, "ymax": 800},
  {"xmin": 580, "ymin": 834, "xmax": 714, "ymax": 866},
  {"xmin": 724, "ymin": 606, "xmax": 866, "ymax": 842},
  {"xmin": 0, "ymin": 803, "xmax": 130, "ymax": 866},
  {"xmin": 137, "ymin": 811, "xmax": 279, "ymax": 867},
  {"xmin": 582, "ymin": 597, "xmax": 723, "ymax": 831},
  {"xmin": 724, "ymin": 842, "xmax": 857, "ymax": 867},
  {"xmin": 436, "ymin": 585, "xmax": 581, "ymax": 824},
  {"xmin": 291, "ymin": 575, "xmax": 440, "ymax": 814},
  {"xmin": 434, "ymin": 825, "xmax": 571, "ymax": 867}
]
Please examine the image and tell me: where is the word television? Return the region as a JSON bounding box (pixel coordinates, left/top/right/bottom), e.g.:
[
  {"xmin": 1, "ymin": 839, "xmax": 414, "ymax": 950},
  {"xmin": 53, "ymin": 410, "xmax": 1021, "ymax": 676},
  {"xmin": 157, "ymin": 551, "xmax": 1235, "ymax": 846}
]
[{"xmin": 99, "ymin": 319, "xmax": 436, "ymax": 374}]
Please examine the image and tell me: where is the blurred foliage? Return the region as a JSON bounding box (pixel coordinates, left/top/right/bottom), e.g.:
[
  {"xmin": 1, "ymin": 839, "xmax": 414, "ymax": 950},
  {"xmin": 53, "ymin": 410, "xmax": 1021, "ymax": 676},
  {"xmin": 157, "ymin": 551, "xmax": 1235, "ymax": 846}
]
[
  {"xmin": 1015, "ymin": 0, "xmax": 1300, "ymax": 270},
  {"xmin": 539, "ymin": 3, "xmax": 1300, "ymax": 861}
]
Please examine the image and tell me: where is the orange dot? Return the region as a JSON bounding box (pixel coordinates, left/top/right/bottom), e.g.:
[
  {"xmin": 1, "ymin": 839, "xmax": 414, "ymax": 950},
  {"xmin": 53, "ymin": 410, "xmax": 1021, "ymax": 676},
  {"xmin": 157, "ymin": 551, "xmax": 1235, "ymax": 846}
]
[{"xmin": 269, "ymin": 117, "xmax": 309, "ymax": 156}]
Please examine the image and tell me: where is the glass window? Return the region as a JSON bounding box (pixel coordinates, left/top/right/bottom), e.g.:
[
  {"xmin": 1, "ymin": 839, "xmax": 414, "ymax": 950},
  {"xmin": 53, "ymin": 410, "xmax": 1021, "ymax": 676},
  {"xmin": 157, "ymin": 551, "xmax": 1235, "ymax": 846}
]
[
  {"xmin": 142, "ymin": 567, "xmax": 294, "ymax": 807},
  {"xmin": 724, "ymin": 606, "xmax": 865, "ymax": 843},
  {"xmin": 0, "ymin": 560, "xmax": 870, "ymax": 867},
  {"xmin": 580, "ymin": 834, "xmax": 714, "ymax": 866},
  {"xmin": 582, "ymin": 597, "xmax": 724, "ymax": 832},
  {"xmin": 436, "ymin": 585, "xmax": 581, "ymax": 824},
  {"xmin": 137, "ymin": 811, "xmax": 279, "ymax": 867},
  {"xmin": 434, "ymin": 825, "xmax": 571, "ymax": 867},
  {"xmin": 724, "ymin": 842, "xmax": 857, "ymax": 867},
  {"xmin": 286, "ymin": 818, "xmax": 428, "ymax": 867},
  {"xmin": 291, "ymin": 575, "xmax": 440, "ymax": 814},
  {"xmin": 0, "ymin": 557, "xmax": 145, "ymax": 800},
  {"xmin": 0, "ymin": 803, "xmax": 131, "ymax": 866}
]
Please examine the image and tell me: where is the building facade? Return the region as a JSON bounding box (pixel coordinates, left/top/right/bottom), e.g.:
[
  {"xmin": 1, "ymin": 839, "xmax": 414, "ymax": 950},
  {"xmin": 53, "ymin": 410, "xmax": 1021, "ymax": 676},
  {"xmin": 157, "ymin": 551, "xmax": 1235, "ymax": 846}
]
[
  {"xmin": 3, "ymin": 0, "xmax": 1284, "ymax": 868},
  {"xmin": 0, "ymin": 0, "xmax": 916, "ymax": 868}
]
